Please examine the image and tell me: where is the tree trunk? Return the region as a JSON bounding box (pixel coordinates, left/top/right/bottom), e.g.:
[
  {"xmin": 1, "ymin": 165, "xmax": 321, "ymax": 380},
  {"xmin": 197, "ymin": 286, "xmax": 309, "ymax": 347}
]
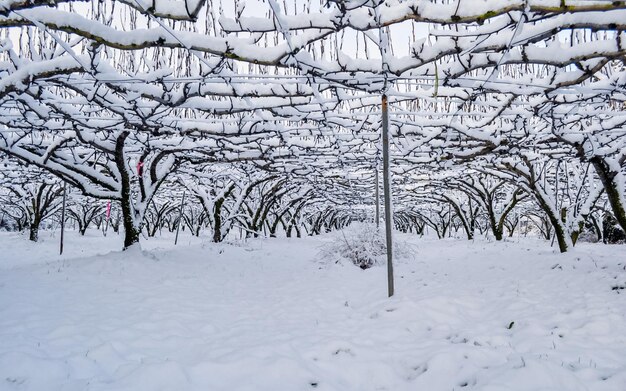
[
  {"xmin": 591, "ymin": 158, "xmax": 626, "ymax": 233},
  {"xmin": 536, "ymin": 196, "xmax": 569, "ymax": 253},
  {"xmin": 589, "ymin": 214, "xmax": 602, "ymax": 242},
  {"xmin": 121, "ymin": 197, "xmax": 140, "ymax": 249},
  {"xmin": 115, "ymin": 131, "xmax": 140, "ymax": 250},
  {"xmin": 487, "ymin": 205, "xmax": 503, "ymax": 241},
  {"xmin": 29, "ymin": 216, "xmax": 40, "ymax": 242},
  {"xmin": 212, "ymin": 198, "xmax": 225, "ymax": 243}
]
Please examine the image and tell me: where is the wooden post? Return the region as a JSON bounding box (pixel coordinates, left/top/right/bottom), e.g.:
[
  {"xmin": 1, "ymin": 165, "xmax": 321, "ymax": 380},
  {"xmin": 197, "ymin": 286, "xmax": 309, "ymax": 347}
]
[
  {"xmin": 59, "ymin": 181, "xmax": 67, "ymax": 255},
  {"xmin": 382, "ymin": 94, "xmax": 394, "ymax": 297},
  {"xmin": 174, "ymin": 191, "xmax": 186, "ymax": 245},
  {"xmin": 375, "ymin": 166, "xmax": 380, "ymax": 228}
]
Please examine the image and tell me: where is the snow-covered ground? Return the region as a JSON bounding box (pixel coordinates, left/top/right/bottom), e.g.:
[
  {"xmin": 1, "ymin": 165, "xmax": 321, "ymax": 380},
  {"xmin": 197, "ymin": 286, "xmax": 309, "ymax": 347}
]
[{"xmin": 1, "ymin": 230, "xmax": 625, "ymax": 391}]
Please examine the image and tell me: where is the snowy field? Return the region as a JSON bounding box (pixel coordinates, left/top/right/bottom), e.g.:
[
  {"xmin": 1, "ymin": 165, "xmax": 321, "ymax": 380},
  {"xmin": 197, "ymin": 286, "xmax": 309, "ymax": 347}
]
[{"xmin": 1, "ymin": 231, "xmax": 625, "ymax": 391}]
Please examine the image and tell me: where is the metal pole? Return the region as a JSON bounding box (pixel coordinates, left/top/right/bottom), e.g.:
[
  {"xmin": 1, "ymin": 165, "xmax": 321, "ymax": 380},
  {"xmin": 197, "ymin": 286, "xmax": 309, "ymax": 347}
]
[
  {"xmin": 174, "ymin": 191, "xmax": 186, "ymax": 245},
  {"xmin": 375, "ymin": 166, "xmax": 380, "ymax": 228},
  {"xmin": 103, "ymin": 201, "xmax": 110, "ymax": 237},
  {"xmin": 382, "ymin": 94, "xmax": 394, "ymax": 297},
  {"xmin": 59, "ymin": 181, "xmax": 67, "ymax": 255},
  {"xmin": 517, "ymin": 209, "xmax": 521, "ymax": 242},
  {"xmin": 103, "ymin": 215, "xmax": 109, "ymax": 236},
  {"xmin": 448, "ymin": 204, "xmax": 452, "ymax": 238}
]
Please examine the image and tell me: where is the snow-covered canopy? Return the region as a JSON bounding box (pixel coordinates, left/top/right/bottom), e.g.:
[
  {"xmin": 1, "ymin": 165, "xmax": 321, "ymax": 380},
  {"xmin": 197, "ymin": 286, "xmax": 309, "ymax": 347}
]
[{"xmin": 0, "ymin": 0, "xmax": 625, "ymax": 250}]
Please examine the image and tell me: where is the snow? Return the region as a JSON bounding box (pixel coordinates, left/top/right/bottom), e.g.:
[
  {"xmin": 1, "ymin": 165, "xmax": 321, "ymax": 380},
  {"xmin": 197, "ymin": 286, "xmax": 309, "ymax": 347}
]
[{"xmin": 1, "ymin": 231, "xmax": 625, "ymax": 390}]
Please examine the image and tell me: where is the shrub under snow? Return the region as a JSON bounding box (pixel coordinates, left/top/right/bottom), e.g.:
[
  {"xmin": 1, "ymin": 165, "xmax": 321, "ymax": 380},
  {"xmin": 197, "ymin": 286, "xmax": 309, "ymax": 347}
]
[{"xmin": 319, "ymin": 223, "xmax": 413, "ymax": 269}]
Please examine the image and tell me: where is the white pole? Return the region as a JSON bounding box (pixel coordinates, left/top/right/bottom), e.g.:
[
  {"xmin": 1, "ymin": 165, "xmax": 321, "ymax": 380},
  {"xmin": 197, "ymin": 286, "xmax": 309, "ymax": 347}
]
[
  {"xmin": 375, "ymin": 166, "xmax": 380, "ymax": 228},
  {"xmin": 59, "ymin": 181, "xmax": 67, "ymax": 255},
  {"xmin": 174, "ymin": 191, "xmax": 186, "ymax": 245}
]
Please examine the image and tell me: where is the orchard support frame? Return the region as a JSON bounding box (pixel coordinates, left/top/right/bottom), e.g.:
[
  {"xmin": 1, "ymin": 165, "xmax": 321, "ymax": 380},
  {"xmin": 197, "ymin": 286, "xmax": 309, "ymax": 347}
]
[{"xmin": 382, "ymin": 95, "xmax": 394, "ymax": 297}]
